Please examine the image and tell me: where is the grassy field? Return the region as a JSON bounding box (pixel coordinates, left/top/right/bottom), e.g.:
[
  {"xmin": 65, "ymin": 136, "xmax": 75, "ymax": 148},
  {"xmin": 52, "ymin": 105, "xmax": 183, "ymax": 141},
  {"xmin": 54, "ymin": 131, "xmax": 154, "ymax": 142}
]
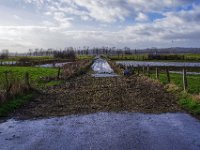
[
  {"xmin": 0, "ymin": 56, "xmax": 55, "ymax": 62},
  {"xmin": 149, "ymin": 72, "xmax": 200, "ymax": 115},
  {"xmin": 150, "ymin": 73, "xmax": 200, "ymax": 94},
  {"xmin": 76, "ymin": 55, "xmax": 94, "ymax": 60},
  {"xmin": 184, "ymin": 54, "xmax": 200, "ymax": 61},
  {"xmin": 0, "ymin": 66, "xmax": 59, "ymax": 89},
  {"xmin": 109, "ymin": 54, "xmax": 149, "ymax": 61},
  {"xmin": 0, "ymin": 66, "xmax": 62, "ymax": 117},
  {"xmin": 1, "ymin": 55, "xmax": 94, "ymax": 62},
  {"xmin": 109, "ymin": 54, "xmax": 200, "ymax": 62}
]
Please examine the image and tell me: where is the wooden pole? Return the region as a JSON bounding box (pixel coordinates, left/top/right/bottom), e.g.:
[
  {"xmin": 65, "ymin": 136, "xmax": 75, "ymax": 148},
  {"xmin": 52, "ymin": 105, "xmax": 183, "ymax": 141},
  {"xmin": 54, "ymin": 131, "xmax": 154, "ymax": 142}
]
[
  {"xmin": 4, "ymin": 71, "xmax": 9, "ymax": 90},
  {"xmin": 183, "ymin": 68, "xmax": 188, "ymax": 92},
  {"xmin": 25, "ymin": 72, "xmax": 31, "ymax": 89},
  {"xmin": 137, "ymin": 65, "xmax": 140, "ymax": 75},
  {"xmin": 132, "ymin": 66, "xmax": 135, "ymax": 75},
  {"xmin": 142, "ymin": 66, "xmax": 145, "ymax": 74},
  {"xmin": 166, "ymin": 68, "xmax": 170, "ymax": 83},
  {"xmin": 156, "ymin": 67, "xmax": 159, "ymax": 79},
  {"xmin": 57, "ymin": 67, "xmax": 61, "ymax": 79},
  {"xmin": 147, "ymin": 65, "xmax": 150, "ymax": 77}
]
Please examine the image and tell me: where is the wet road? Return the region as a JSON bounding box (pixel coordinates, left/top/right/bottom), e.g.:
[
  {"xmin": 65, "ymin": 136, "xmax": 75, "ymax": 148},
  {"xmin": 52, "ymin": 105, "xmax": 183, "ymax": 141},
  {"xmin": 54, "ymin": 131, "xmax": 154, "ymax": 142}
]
[{"xmin": 0, "ymin": 112, "xmax": 200, "ymax": 150}]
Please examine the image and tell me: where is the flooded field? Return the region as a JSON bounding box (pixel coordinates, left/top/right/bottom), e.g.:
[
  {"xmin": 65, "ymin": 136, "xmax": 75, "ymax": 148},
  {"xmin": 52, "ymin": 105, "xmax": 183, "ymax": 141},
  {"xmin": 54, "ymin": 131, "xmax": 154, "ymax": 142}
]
[
  {"xmin": 116, "ymin": 61, "xmax": 200, "ymax": 67},
  {"xmin": 0, "ymin": 61, "xmax": 17, "ymax": 65},
  {"xmin": 36, "ymin": 62, "xmax": 71, "ymax": 68}
]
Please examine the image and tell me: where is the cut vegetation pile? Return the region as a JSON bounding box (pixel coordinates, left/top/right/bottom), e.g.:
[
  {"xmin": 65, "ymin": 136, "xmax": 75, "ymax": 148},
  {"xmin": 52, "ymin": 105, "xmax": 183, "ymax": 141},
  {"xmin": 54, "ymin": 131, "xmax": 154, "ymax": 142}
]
[
  {"xmin": 13, "ymin": 74, "xmax": 181, "ymax": 119},
  {"xmin": 62, "ymin": 60, "xmax": 92, "ymax": 79}
]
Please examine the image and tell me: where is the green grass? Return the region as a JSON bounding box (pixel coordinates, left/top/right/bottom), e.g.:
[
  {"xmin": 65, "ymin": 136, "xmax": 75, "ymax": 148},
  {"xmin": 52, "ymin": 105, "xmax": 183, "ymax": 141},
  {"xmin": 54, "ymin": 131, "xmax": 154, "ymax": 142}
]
[
  {"xmin": 184, "ymin": 54, "xmax": 200, "ymax": 61},
  {"xmin": 0, "ymin": 93, "xmax": 33, "ymax": 117},
  {"xmin": 148, "ymin": 71, "xmax": 200, "ymax": 115},
  {"xmin": 109, "ymin": 54, "xmax": 148, "ymax": 61},
  {"xmin": 150, "ymin": 72, "xmax": 200, "ymax": 94},
  {"xmin": 0, "ymin": 66, "xmax": 59, "ymax": 89},
  {"xmin": 76, "ymin": 55, "xmax": 94, "ymax": 60},
  {"xmin": 0, "ymin": 56, "xmax": 55, "ymax": 62},
  {"xmin": 179, "ymin": 94, "xmax": 200, "ymax": 115},
  {"xmin": 109, "ymin": 54, "xmax": 200, "ymax": 62}
]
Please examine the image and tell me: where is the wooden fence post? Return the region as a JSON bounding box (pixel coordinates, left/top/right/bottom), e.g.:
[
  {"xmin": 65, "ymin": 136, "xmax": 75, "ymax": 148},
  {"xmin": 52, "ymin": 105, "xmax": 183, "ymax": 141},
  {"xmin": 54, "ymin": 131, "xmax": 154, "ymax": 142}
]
[
  {"xmin": 25, "ymin": 72, "xmax": 31, "ymax": 89},
  {"xmin": 142, "ymin": 66, "xmax": 145, "ymax": 74},
  {"xmin": 137, "ymin": 65, "xmax": 140, "ymax": 75},
  {"xmin": 131, "ymin": 66, "xmax": 134, "ymax": 75},
  {"xmin": 147, "ymin": 65, "xmax": 150, "ymax": 77},
  {"xmin": 183, "ymin": 68, "xmax": 188, "ymax": 92},
  {"xmin": 4, "ymin": 71, "xmax": 9, "ymax": 90},
  {"xmin": 57, "ymin": 67, "xmax": 61, "ymax": 79},
  {"xmin": 156, "ymin": 67, "xmax": 159, "ymax": 79},
  {"xmin": 166, "ymin": 68, "xmax": 170, "ymax": 83}
]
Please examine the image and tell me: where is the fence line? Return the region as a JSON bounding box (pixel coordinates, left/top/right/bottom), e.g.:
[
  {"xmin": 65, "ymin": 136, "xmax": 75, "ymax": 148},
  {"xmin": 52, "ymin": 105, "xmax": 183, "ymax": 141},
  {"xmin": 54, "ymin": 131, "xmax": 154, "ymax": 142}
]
[{"xmin": 122, "ymin": 65, "xmax": 192, "ymax": 92}]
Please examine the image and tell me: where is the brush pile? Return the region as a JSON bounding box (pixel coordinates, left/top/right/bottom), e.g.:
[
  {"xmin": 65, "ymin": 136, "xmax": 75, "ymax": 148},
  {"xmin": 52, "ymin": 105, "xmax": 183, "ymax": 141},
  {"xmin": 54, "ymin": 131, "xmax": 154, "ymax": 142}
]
[
  {"xmin": 13, "ymin": 74, "xmax": 181, "ymax": 119},
  {"xmin": 62, "ymin": 60, "xmax": 92, "ymax": 79}
]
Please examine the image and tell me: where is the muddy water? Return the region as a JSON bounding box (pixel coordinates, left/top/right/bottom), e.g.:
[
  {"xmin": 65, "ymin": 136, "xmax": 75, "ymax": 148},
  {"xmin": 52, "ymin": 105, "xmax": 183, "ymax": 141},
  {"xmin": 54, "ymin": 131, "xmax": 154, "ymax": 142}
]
[{"xmin": 0, "ymin": 112, "xmax": 200, "ymax": 150}]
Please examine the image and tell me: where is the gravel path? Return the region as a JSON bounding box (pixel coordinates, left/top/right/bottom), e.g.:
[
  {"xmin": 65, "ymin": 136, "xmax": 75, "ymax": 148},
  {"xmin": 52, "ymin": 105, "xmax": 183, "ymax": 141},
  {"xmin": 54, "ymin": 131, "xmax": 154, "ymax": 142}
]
[{"xmin": 0, "ymin": 112, "xmax": 200, "ymax": 150}]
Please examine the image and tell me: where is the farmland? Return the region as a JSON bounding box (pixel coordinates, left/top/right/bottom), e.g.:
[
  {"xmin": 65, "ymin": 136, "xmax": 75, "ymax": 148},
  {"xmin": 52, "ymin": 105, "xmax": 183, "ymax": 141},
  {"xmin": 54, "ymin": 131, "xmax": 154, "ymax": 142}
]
[
  {"xmin": 0, "ymin": 54, "xmax": 200, "ymax": 119},
  {"xmin": 0, "ymin": 66, "xmax": 59, "ymax": 89},
  {"xmin": 108, "ymin": 54, "xmax": 200, "ymax": 62}
]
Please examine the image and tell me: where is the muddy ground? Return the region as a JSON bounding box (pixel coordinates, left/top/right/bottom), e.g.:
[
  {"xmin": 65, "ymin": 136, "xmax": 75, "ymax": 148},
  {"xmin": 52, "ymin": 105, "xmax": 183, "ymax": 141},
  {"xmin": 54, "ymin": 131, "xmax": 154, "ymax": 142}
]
[{"xmin": 13, "ymin": 74, "xmax": 181, "ymax": 119}]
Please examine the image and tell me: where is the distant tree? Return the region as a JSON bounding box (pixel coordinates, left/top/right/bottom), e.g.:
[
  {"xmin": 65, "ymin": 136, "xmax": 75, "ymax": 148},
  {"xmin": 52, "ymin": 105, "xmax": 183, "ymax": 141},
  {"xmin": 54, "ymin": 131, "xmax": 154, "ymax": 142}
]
[
  {"xmin": 54, "ymin": 47, "xmax": 76, "ymax": 60},
  {"xmin": 0, "ymin": 49, "xmax": 9, "ymax": 59}
]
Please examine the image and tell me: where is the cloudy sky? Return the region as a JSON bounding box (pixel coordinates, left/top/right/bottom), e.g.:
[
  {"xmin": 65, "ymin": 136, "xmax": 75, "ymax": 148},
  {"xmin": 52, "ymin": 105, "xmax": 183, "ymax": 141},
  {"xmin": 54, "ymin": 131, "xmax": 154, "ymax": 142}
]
[{"xmin": 0, "ymin": 0, "xmax": 200, "ymax": 52}]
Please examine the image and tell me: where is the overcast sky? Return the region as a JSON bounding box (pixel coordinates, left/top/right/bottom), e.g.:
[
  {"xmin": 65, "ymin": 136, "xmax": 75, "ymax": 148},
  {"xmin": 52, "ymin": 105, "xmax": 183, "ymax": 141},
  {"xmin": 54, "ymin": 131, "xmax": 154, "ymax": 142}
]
[{"xmin": 0, "ymin": 0, "xmax": 200, "ymax": 52}]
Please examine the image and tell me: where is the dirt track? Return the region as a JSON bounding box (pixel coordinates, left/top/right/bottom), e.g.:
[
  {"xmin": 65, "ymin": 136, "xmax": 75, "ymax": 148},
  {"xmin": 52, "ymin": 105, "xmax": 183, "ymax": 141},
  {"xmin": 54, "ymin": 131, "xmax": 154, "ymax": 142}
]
[{"xmin": 13, "ymin": 74, "xmax": 181, "ymax": 119}]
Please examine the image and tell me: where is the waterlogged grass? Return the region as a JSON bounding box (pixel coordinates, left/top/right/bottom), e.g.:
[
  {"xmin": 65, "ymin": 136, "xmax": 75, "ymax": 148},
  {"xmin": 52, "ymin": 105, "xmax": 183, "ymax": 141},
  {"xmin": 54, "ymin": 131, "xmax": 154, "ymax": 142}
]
[
  {"xmin": 150, "ymin": 73, "xmax": 200, "ymax": 94},
  {"xmin": 0, "ymin": 66, "xmax": 59, "ymax": 89},
  {"xmin": 0, "ymin": 93, "xmax": 33, "ymax": 117}
]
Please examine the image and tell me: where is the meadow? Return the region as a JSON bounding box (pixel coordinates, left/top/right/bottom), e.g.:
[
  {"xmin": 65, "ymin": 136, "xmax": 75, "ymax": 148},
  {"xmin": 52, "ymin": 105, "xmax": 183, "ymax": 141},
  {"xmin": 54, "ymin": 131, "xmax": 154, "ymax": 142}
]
[
  {"xmin": 0, "ymin": 66, "xmax": 59, "ymax": 89},
  {"xmin": 150, "ymin": 73, "xmax": 200, "ymax": 94},
  {"xmin": 109, "ymin": 54, "xmax": 200, "ymax": 62},
  {"xmin": 149, "ymin": 72, "xmax": 200, "ymax": 115}
]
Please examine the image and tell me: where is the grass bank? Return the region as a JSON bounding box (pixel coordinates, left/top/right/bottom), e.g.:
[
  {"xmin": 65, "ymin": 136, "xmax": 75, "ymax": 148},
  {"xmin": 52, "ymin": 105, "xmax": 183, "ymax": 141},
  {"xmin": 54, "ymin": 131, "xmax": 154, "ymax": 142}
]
[
  {"xmin": 150, "ymin": 73, "xmax": 200, "ymax": 94},
  {"xmin": 0, "ymin": 93, "xmax": 34, "ymax": 117},
  {"xmin": 149, "ymin": 73, "xmax": 200, "ymax": 116}
]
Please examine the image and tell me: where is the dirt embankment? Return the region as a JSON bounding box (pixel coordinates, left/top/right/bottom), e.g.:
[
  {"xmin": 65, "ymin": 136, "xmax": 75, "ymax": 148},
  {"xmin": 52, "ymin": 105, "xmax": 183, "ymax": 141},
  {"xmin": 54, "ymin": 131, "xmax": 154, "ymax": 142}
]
[{"xmin": 13, "ymin": 74, "xmax": 181, "ymax": 119}]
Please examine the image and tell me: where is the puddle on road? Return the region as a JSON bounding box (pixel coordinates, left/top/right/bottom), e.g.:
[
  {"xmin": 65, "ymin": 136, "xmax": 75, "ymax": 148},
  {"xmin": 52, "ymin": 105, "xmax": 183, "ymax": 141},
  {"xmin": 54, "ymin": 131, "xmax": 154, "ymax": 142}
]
[{"xmin": 0, "ymin": 112, "xmax": 200, "ymax": 150}]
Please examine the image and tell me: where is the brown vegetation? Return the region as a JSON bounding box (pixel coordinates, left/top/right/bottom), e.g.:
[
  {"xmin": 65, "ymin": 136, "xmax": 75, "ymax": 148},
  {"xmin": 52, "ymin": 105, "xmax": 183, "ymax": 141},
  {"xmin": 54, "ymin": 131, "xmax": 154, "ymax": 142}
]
[{"xmin": 13, "ymin": 74, "xmax": 181, "ymax": 119}]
